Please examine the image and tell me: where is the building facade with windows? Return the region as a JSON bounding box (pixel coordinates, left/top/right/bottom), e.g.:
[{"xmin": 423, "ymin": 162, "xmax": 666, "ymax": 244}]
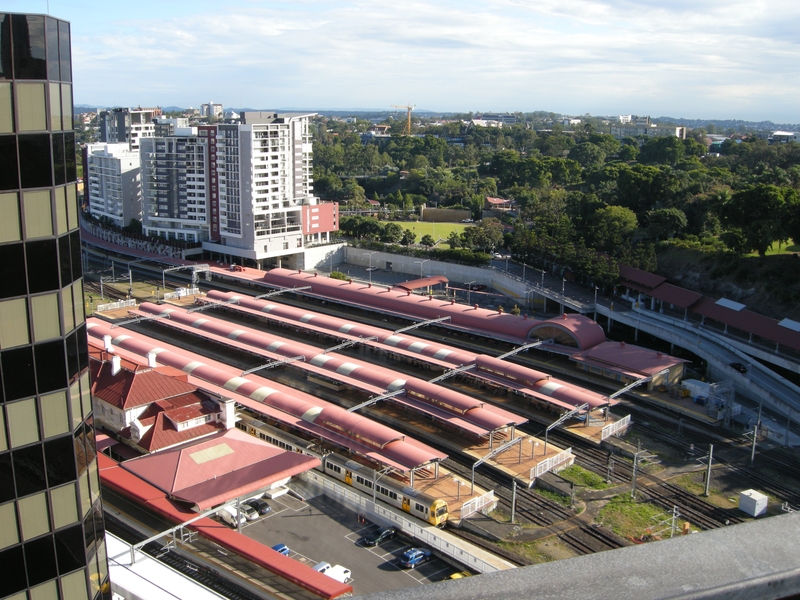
[
  {"xmin": 140, "ymin": 128, "xmax": 212, "ymax": 244},
  {"xmin": 0, "ymin": 12, "xmax": 110, "ymax": 600},
  {"xmin": 84, "ymin": 142, "xmax": 141, "ymax": 228},
  {"xmin": 206, "ymin": 111, "xmax": 336, "ymax": 267},
  {"xmin": 98, "ymin": 107, "xmax": 160, "ymax": 151}
]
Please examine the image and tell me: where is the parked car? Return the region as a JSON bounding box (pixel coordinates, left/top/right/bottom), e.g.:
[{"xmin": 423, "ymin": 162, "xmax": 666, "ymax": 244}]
[
  {"xmin": 447, "ymin": 570, "xmax": 472, "ymax": 580},
  {"xmin": 400, "ymin": 547, "xmax": 432, "ymax": 569},
  {"xmin": 468, "ymin": 283, "xmax": 487, "ymax": 291},
  {"xmin": 217, "ymin": 506, "xmax": 246, "ymax": 528},
  {"xmin": 239, "ymin": 503, "xmax": 259, "ymax": 521},
  {"xmin": 245, "ymin": 498, "xmax": 271, "ymax": 515},
  {"xmin": 313, "ymin": 562, "xmax": 352, "ymax": 583},
  {"xmin": 271, "ymin": 543, "xmax": 290, "ymax": 556},
  {"xmin": 360, "ymin": 526, "xmax": 396, "ymax": 547},
  {"xmin": 461, "ymin": 218, "xmax": 473, "ymax": 223},
  {"xmin": 730, "ymin": 362, "xmax": 747, "ymax": 374}
]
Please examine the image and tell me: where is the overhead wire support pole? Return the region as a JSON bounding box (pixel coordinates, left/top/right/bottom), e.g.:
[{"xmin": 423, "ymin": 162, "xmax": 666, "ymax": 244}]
[
  {"xmin": 347, "ymin": 389, "xmax": 406, "ymax": 413},
  {"xmin": 241, "ymin": 355, "xmax": 306, "ymax": 376},
  {"xmin": 603, "ymin": 367, "xmax": 670, "ymax": 421},
  {"xmin": 111, "ymin": 312, "xmax": 171, "ymax": 328},
  {"xmin": 427, "ymin": 364, "xmax": 476, "ymax": 384},
  {"xmin": 394, "ymin": 316, "xmax": 451, "ymax": 335},
  {"xmin": 544, "ymin": 403, "xmax": 589, "ymax": 455},
  {"xmin": 162, "ymin": 264, "xmax": 211, "ymax": 290},
  {"xmin": 255, "ymin": 286, "xmax": 312, "ymax": 300},
  {"xmin": 187, "ymin": 298, "xmax": 240, "ymax": 313},
  {"xmin": 324, "ymin": 336, "xmax": 378, "ymax": 354},
  {"xmin": 496, "ymin": 338, "xmax": 553, "ymax": 360},
  {"xmin": 471, "ymin": 435, "xmax": 524, "ymax": 494}
]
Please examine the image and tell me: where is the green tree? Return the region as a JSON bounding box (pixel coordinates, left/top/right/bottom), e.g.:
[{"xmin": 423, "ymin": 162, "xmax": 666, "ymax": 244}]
[
  {"xmin": 380, "ymin": 222, "xmax": 404, "ymax": 243},
  {"xmin": 722, "ymin": 184, "xmax": 798, "ymax": 257},
  {"xmin": 420, "ymin": 234, "xmax": 436, "ymax": 247},
  {"xmin": 568, "ymin": 142, "xmax": 607, "ymax": 169},
  {"xmin": 644, "ymin": 207, "xmax": 688, "ymax": 240},
  {"xmin": 446, "ymin": 230, "xmax": 462, "ymax": 248},
  {"xmin": 401, "ymin": 229, "xmax": 417, "ymax": 246},
  {"xmin": 587, "ymin": 205, "xmax": 639, "ymax": 253}
]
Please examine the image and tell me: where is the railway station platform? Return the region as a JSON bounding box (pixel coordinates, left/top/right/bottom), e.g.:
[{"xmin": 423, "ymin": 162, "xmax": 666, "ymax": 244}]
[{"xmin": 463, "ymin": 432, "xmax": 573, "ymax": 488}]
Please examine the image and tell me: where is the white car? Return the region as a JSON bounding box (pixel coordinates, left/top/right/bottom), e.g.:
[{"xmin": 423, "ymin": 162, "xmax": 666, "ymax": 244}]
[{"xmin": 313, "ymin": 562, "xmax": 352, "ymax": 583}]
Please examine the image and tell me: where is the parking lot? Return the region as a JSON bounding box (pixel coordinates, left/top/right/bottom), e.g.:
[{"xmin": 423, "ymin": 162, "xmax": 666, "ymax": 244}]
[{"xmin": 216, "ymin": 487, "xmax": 467, "ymax": 595}]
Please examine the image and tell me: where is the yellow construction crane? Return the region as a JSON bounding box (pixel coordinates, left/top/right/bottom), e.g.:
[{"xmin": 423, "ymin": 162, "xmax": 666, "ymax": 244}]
[{"xmin": 391, "ymin": 103, "xmax": 415, "ymax": 135}]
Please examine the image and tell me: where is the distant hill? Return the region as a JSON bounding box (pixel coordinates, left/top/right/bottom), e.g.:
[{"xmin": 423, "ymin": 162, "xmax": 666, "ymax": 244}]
[{"xmin": 653, "ymin": 116, "xmax": 800, "ymax": 132}]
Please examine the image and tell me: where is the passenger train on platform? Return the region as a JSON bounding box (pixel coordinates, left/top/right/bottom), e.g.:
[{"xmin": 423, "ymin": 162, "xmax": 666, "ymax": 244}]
[{"xmin": 236, "ymin": 414, "xmax": 449, "ymax": 526}]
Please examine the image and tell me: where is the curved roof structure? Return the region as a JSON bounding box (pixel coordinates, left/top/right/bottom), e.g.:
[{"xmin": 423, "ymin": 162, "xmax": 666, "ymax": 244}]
[
  {"xmin": 528, "ymin": 313, "xmax": 608, "ymax": 351},
  {"xmin": 86, "ymin": 320, "xmax": 445, "ymax": 471},
  {"xmin": 259, "ymin": 268, "xmax": 609, "ymax": 348},
  {"xmin": 134, "ymin": 303, "xmax": 526, "ymax": 433},
  {"xmin": 204, "ymin": 290, "xmax": 611, "ymax": 411}
]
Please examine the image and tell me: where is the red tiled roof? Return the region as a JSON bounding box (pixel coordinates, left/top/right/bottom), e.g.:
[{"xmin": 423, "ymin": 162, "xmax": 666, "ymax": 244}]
[
  {"xmin": 693, "ymin": 297, "xmax": 800, "ymax": 352},
  {"xmin": 136, "ymin": 412, "xmax": 223, "ymax": 453},
  {"xmin": 91, "ymin": 361, "xmax": 198, "ymax": 410},
  {"xmin": 575, "ymin": 340, "xmax": 688, "ymax": 377},
  {"xmin": 486, "ymin": 197, "xmax": 512, "ymax": 205}
]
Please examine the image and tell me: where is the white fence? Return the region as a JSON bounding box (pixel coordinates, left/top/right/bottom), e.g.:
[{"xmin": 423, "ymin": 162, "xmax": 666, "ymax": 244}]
[
  {"xmin": 96, "ymin": 299, "xmax": 136, "ymax": 312},
  {"xmin": 601, "ymin": 415, "xmax": 632, "ymax": 441},
  {"xmin": 460, "ymin": 490, "xmax": 496, "ymax": 521},
  {"xmin": 532, "ymin": 448, "xmax": 574, "ymax": 480},
  {"xmin": 300, "ymin": 470, "xmax": 507, "ymax": 573},
  {"xmin": 163, "ymin": 287, "xmax": 199, "ymax": 300}
]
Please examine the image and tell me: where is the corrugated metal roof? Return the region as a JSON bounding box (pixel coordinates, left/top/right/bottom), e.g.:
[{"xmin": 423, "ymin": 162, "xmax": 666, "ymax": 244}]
[
  {"xmin": 619, "ymin": 264, "xmax": 667, "ymax": 291},
  {"xmin": 647, "ymin": 283, "xmax": 704, "ymax": 309},
  {"xmin": 394, "ymin": 275, "xmax": 449, "ymax": 292}
]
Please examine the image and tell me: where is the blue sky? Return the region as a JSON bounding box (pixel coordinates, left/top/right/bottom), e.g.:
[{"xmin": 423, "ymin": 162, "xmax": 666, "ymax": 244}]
[{"xmin": 10, "ymin": 0, "xmax": 800, "ymax": 122}]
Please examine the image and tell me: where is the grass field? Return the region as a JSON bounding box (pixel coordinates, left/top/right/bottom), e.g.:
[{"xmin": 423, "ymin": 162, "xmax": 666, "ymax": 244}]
[
  {"xmin": 745, "ymin": 240, "xmax": 799, "ymax": 257},
  {"xmin": 390, "ymin": 221, "xmax": 471, "ymax": 247}
]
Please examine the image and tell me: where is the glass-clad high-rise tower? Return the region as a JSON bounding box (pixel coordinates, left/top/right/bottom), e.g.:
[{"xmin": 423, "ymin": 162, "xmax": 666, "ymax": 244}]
[{"xmin": 0, "ymin": 13, "xmax": 110, "ymax": 600}]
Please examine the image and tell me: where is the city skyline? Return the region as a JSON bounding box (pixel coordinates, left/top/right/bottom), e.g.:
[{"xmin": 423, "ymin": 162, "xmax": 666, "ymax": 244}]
[{"xmin": 9, "ymin": 0, "xmax": 800, "ymax": 124}]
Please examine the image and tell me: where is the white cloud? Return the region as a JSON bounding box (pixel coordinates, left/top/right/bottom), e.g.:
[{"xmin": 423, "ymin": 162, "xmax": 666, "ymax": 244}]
[{"xmin": 55, "ymin": 0, "xmax": 800, "ymax": 121}]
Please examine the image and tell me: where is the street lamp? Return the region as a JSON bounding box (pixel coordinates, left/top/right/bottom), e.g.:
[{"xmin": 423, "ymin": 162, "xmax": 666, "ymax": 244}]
[
  {"xmin": 540, "ymin": 269, "xmax": 545, "ymax": 287},
  {"xmin": 594, "ymin": 285, "xmax": 599, "ymax": 320},
  {"xmin": 466, "ymin": 280, "xmax": 476, "ymax": 305},
  {"xmin": 366, "ymin": 251, "xmax": 378, "ymax": 284},
  {"xmin": 414, "ymin": 259, "xmax": 430, "ymax": 279},
  {"xmin": 561, "ymin": 278, "xmax": 566, "ymax": 313},
  {"xmin": 452, "ymin": 477, "xmax": 461, "ymax": 502}
]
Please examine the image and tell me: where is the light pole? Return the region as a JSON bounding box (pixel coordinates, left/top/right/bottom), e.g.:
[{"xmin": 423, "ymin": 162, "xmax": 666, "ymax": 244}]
[
  {"xmin": 414, "ymin": 259, "xmax": 430, "ymax": 279},
  {"xmin": 561, "ymin": 278, "xmax": 566, "ymax": 313},
  {"xmin": 453, "ymin": 477, "xmax": 461, "ymax": 502},
  {"xmin": 594, "ymin": 286, "xmax": 599, "ymax": 320},
  {"xmin": 466, "ymin": 280, "xmax": 476, "ymax": 305},
  {"xmin": 540, "ymin": 269, "xmax": 545, "ymax": 288},
  {"xmin": 367, "ymin": 251, "xmax": 378, "ymax": 284}
]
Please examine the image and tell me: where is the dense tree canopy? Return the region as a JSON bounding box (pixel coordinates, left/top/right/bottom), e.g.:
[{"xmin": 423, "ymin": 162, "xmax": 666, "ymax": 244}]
[{"xmin": 313, "ymin": 115, "xmax": 800, "ymax": 281}]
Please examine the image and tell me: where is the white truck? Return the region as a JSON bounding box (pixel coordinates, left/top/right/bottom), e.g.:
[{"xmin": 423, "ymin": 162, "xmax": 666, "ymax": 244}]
[{"xmin": 217, "ymin": 505, "xmax": 247, "ymax": 528}]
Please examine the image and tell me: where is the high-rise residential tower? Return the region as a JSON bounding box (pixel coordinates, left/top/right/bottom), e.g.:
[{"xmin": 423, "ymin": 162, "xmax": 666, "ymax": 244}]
[{"xmin": 0, "ymin": 13, "xmax": 110, "ymax": 600}]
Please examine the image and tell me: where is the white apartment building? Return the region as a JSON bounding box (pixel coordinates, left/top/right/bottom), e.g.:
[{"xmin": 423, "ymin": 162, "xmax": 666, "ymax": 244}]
[
  {"xmin": 139, "ymin": 113, "xmax": 337, "ymax": 265},
  {"xmin": 140, "ymin": 127, "xmax": 212, "ymax": 244},
  {"xmin": 85, "ymin": 142, "xmax": 142, "ymax": 227},
  {"xmin": 98, "ymin": 107, "xmax": 159, "ymax": 151},
  {"xmin": 200, "ymin": 102, "xmax": 224, "ymax": 119},
  {"xmin": 205, "ymin": 112, "xmax": 335, "ymax": 268}
]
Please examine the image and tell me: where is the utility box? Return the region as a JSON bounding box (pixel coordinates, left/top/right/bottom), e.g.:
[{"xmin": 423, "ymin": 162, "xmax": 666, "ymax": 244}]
[
  {"xmin": 682, "ymin": 379, "xmax": 711, "ymax": 399},
  {"xmin": 739, "ymin": 489, "xmax": 768, "ymax": 517}
]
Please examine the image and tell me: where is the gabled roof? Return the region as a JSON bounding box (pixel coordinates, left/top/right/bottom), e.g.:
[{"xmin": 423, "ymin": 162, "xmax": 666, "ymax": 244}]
[
  {"xmin": 132, "ymin": 411, "xmax": 223, "ymax": 453},
  {"xmin": 91, "ymin": 360, "xmax": 197, "ymax": 411},
  {"xmin": 121, "ymin": 428, "xmax": 319, "ymax": 509}
]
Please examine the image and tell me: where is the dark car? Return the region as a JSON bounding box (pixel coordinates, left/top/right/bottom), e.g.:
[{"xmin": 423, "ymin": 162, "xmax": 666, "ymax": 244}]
[
  {"xmin": 468, "ymin": 283, "xmax": 487, "ymax": 291},
  {"xmin": 400, "ymin": 547, "xmax": 432, "ymax": 568},
  {"xmin": 730, "ymin": 362, "xmax": 747, "ymax": 374},
  {"xmin": 245, "ymin": 498, "xmax": 271, "ymax": 515},
  {"xmin": 360, "ymin": 526, "xmax": 397, "ymax": 547}
]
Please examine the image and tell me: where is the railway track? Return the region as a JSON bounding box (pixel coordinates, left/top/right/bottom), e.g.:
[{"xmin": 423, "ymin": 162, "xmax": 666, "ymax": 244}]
[
  {"xmin": 642, "ymin": 482, "xmax": 743, "ymax": 530},
  {"xmin": 559, "ymin": 524, "xmax": 627, "ymax": 555}
]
